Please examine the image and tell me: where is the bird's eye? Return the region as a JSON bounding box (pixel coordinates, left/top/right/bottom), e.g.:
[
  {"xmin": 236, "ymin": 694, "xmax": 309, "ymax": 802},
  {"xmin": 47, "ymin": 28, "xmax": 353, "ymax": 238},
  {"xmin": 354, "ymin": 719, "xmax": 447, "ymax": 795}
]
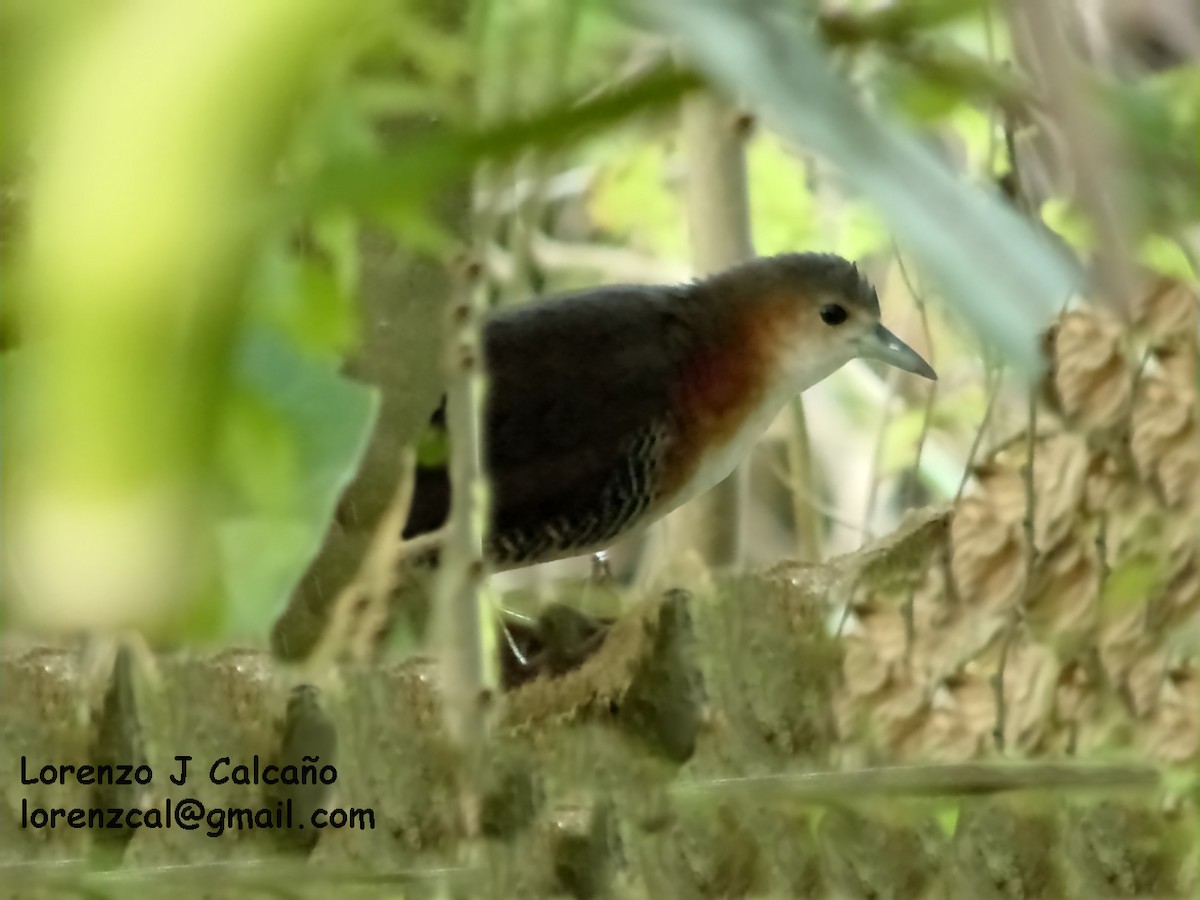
[{"xmin": 820, "ymin": 304, "xmax": 848, "ymax": 326}]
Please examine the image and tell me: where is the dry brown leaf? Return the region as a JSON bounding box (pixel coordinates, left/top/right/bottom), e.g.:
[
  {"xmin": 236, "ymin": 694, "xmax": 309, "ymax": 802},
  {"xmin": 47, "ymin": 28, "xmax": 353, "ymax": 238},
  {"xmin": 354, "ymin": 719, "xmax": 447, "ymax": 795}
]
[
  {"xmin": 1134, "ymin": 276, "xmax": 1199, "ymax": 348},
  {"xmin": 1026, "ymin": 537, "xmax": 1099, "ymax": 637},
  {"xmin": 1162, "ymin": 551, "xmax": 1200, "ymax": 620},
  {"xmin": 1125, "ymin": 647, "xmax": 1168, "ymax": 718},
  {"xmin": 1099, "ymin": 481, "xmax": 1163, "ymax": 563},
  {"xmin": 1140, "ymin": 665, "xmax": 1198, "ymax": 764},
  {"xmin": 838, "ymin": 292, "xmax": 1200, "ymax": 764},
  {"xmin": 1131, "ymin": 376, "xmax": 1199, "ymax": 507},
  {"xmin": 1032, "ymin": 434, "xmax": 1094, "ymax": 549},
  {"xmin": 1099, "ymin": 607, "xmax": 1154, "ymax": 684},
  {"xmin": 905, "ymin": 675, "xmax": 994, "ymax": 761},
  {"xmin": 949, "ymin": 498, "xmax": 1026, "ymax": 614},
  {"xmin": 971, "ymin": 635, "xmax": 1061, "ymax": 754},
  {"xmin": 863, "ymin": 677, "xmax": 929, "ymax": 754},
  {"xmin": 1054, "ymin": 657, "xmax": 1096, "ymax": 725},
  {"xmin": 1012, "ymin": 646, "xmax": 1061, "ymax": 753},
  {"xmin": 842, "ymin": 626, "xmax": 894, "ymax": 699},
  {"xmin": 1050, "ymin": 310, "xmax": 1132, "ymax": 430},
  {"xmin": 1158, "ymin": 344, "xmax": 1198, "ymax": 394},
  {"xmin": 1083, "ymin": 453, "xmax": 1123, "ymax": 514},
  {"xmin": 971, "ymin": 460, "xmax": 1026, "ymax": 525}
]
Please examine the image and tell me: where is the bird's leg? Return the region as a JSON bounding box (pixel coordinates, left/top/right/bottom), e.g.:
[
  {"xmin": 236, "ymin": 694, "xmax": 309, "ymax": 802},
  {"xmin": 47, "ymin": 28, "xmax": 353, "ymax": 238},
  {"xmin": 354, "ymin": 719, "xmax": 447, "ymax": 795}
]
[
  {"xmin": 497, "ymin": 614, "xmax": 530, "ymax": 668},
  {"xmin": 590, "ymin": 550, "xmax": 613, "ymax": 585},
  {"xmin": 495, "ymin": 602, "xmax": 536, "ymax": 667}
]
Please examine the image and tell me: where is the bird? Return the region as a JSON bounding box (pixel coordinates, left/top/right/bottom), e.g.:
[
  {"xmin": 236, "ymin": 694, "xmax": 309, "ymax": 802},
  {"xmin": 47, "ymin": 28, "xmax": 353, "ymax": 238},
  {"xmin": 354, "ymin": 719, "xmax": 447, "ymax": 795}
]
[{"xmin": 402, "ymin": 252, "xmax": 935, "ymax": 570}]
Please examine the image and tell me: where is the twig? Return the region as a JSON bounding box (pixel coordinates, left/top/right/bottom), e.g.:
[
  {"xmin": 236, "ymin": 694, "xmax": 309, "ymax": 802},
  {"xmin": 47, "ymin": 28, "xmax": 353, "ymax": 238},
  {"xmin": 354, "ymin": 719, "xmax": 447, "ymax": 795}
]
[
  {"xmin": 525, "ymin": 233, "xmax": 689, "ymax": 284},
  {"xmin": 892, "ymin": 246, "xmax": 938, "ymax": 663},
  {"xmin": 984, "ymin": 424, "xmax": 1057, "ymax": 459},
  {"xmin": 676, "ymin": 87, "xmax": 755, "ymax": 567},
  {"xmin": 497, "ymin": 0, "xmax": 582, "ymax": 307},
  {"xmin": 989, "ymin": 617, "xmax": 1018, "ymax": 753},
  {"xmin": 1094, "ymin": 513, "xmax": 1108, "ymax": 592},
  {"xmin": 675, "ymin": 761, "xmax": 1159, "ymax": 802},
  {"xmin": 435, "ymin": 254, "xmax": 495, "ymax": 837},
  {"xmin": 1172, "ymin": 234, "xmax": 1199, "ymax": 277},
  {"xmin": 955, "ymin": 359, "xmax": 1003, "ymax": 502},
  {"xmin": 860, "ymin": 371, "xmax": 899, "ymax": 542},
  {"xmin": 787, "ymin": 398, "xmax": 824, "ymax": 562},
  {"xmin": 767, "ymin": 459, "xmax": 866, "ymax": 535},
  {"xmin": 982, "ymin": 5, "xmax": 1000, "ymax": 176},
  {"xmin": 893, "ymin": 245, "xmax": 939, "ymax": 510},
  {"xmin": 1009, "ymin": 0, "xmax": 1136, "ymax": 315},
  {"xmin": 307, "ymin": 449, "xmax": 420, "ymax": 664},
  {"xmin": 990, "ymin": 112, "xmax": 1042, "ymax": 753},
  {"xmin": 1, "ymin": 858, "xmax": 471, "ymax": 893}
]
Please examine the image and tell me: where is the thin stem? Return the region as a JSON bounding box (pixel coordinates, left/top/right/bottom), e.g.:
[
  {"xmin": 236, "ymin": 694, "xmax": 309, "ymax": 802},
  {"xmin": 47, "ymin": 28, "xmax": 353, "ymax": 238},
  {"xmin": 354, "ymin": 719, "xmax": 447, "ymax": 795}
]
[
  {"xmin": 767, "ymin": 459, "xmax": 866, "ymax": 535},
  {"xmin": 990, "ymin": 111, "xmax": 1042, "ymax": 753},
  {"xmin": 860, "ymin": 371, "xmax": 899, "ymax": 542},
  {"xmin": 956, "ymin": 360, "xmax": 1004, "ymax": 502},
  {"xmin": 893, "ymin": 245, "xmax": 939, "ymax": 509},
  {"xmin": 787, "ymin": 398, "xmax": 824, "ymax": 562},
  {"xmin": 892, "ymin": 246, "xmax": 938, "ymax": 663},
  {"xmin": 308, "ymin": 448, "xmax": 420, "ymax": 663},
  {"xmin": 676, "ymin": 86, "xmax": 755, "ymax": 567},
  {"xmin": 435, "ymin": 254, "xmax": 495, "ymax": 837}
]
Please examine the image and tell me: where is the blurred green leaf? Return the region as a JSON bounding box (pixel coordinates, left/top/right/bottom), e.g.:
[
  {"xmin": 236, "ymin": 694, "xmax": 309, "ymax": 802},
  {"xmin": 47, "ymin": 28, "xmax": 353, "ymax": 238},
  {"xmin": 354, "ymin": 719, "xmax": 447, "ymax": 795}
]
[
  {"xmin": 415, "ymin": 425, "xmax": 449, "ymax": 468},
  {"xmin": 215, "ymin": 328, "xmax": 378, "ymax": 637},
  {"xmin": 836, "ymin": 201, "xmax": 892, "ymax": 261},
  {"xmin": 588, "ymin": 141, "xmax": 687, "ymax": 257},
  {"xmin": 888, "ymin": 68, "xmax": 962, "ymax": 122},
  {"xmin": 246, "ymin": 236, "xmax": 358, "ymax": 361},
  {"xmin": 1101, "ymin": 555, "xmax": 1160, "ymax": 613},
  {"xmin": 1109, "ymin": 68, "xmax": 1200, "ymax": 229},
  {"xmin": 1043, "ymin": 199, "xmax": 1195, "ymax": 281},
  {"xmin": 648, "ymin": 0, "xmax": 1079, "ymax": 375},
  {"xmin": 747, "ymin": 133, "xmax": 820, "ymax": 255},
  {"xmin": 307, "ymin": 63, "xmax": 703, "ymax": 217},
  {"xmin": 1041, "ymin": 198, "xmax": 1091, "ymax": 250},
  {"xmin": 818, "ymin": 0, "xmax": 990, "ymax": 47},
  {"xmin": 1137, "ymin": 236, "xmax": 1194, "ymax": 282},
  {"xmin": 312, "ymin": 213, "xmax": 361, "ymax": 298}
]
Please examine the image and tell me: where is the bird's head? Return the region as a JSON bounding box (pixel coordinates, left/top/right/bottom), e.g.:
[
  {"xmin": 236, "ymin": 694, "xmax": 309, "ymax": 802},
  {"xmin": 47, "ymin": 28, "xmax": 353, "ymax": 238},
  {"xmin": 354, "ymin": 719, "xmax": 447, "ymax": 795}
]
[{"xmin": 711, "ymin": 253, "xmax": 937, "ymax": 391}]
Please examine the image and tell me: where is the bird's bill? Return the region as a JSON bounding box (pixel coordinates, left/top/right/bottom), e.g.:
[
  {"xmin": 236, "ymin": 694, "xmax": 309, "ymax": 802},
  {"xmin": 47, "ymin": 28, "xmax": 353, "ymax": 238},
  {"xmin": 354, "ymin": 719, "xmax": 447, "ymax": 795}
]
[{"xmin": 860, "ymin": 323, "xmax": 937, "ymax": 380}]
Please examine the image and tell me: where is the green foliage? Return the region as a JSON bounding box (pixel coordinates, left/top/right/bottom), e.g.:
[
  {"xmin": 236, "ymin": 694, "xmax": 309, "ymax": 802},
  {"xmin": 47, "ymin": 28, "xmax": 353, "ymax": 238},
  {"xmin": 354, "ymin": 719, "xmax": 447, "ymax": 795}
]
[
  {"xmin": 215, "ymin": 330, "xmax": 377, "ymax": 637},
  {"xmin": 745, "ymin": 134, "xmax": 820, "ymax": 255},
  {"xmin": 1043, "ymin": 198, "xmax": 1196, "ymax": 280},
  {"xmin": 1100, "ymin": 554, "xmax": 1161, "ymax": 614},
  {"xmin": 3, "ymin": 0, "xmax": 1196, "ymax": 645},
  {"xmin": 588, "ymin": 140, "xmax": 688, "ymax": 258},
  {"xmin": 650, "ymin": 0, "xmax": 1078, "ymax": 375}
]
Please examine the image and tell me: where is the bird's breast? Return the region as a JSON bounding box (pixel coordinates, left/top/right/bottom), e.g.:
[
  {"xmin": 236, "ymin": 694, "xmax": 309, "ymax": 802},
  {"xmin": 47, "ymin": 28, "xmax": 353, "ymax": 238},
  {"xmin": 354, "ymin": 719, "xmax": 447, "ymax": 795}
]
[{"xmin": 654, "ymin": 338, "xmax": 787, "ymax": 514}]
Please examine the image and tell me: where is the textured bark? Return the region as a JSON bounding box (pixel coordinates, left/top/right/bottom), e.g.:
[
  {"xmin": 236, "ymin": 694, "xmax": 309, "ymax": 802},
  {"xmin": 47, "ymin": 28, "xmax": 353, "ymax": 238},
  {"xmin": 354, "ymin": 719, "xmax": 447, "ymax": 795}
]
[
  {"xmin": 269, "ymin": 219, "xmax": 466, "ymax": 660},
  {"xmin": 271, "ymin": 1, "xmax": 471, "ymax": 661}
]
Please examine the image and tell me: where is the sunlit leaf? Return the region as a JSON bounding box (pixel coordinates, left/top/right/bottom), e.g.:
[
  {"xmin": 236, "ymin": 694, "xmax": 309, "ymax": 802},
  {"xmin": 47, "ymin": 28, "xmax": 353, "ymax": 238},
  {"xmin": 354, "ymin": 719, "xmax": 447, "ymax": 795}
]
[
  {"xmin": 747, "ymin": 133, "xmax": 821, "ymax": 255},
  {"xmin": 888, "ymin": 69, "xmax": 962, "ymax": 122},
  {"xmin": 246, "ymin": 237, "xmax": 358, "ymax": 361},
  {"xmin": 308, "ymin": 64, "xmax": 703, "ymax": 216},
  {"xmin": 1101, "ymin": 555, "xmax": 1161, "ymax": 613},
  {"xmin": 588, "ymin": 141, "xmax": 687, "ymax": 258},
  {"xmin": 836, "ymin": 201, "xmax": 891, "ymax": 261},
  {"xmin": 1136, "ymin": 237, "xmax": 1195, "ymax": 282},
  {"xmin": 215, "ymin": 328, "xmax": 378, "ymax": 637}
]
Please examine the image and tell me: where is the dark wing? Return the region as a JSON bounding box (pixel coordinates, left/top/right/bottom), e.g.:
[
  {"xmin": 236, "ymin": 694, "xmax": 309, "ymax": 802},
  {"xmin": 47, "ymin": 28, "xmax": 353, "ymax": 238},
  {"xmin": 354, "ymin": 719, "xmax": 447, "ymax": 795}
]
[{"xmin": 402, "ymin": 285, "xmax": 690, "ymax": 562}]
